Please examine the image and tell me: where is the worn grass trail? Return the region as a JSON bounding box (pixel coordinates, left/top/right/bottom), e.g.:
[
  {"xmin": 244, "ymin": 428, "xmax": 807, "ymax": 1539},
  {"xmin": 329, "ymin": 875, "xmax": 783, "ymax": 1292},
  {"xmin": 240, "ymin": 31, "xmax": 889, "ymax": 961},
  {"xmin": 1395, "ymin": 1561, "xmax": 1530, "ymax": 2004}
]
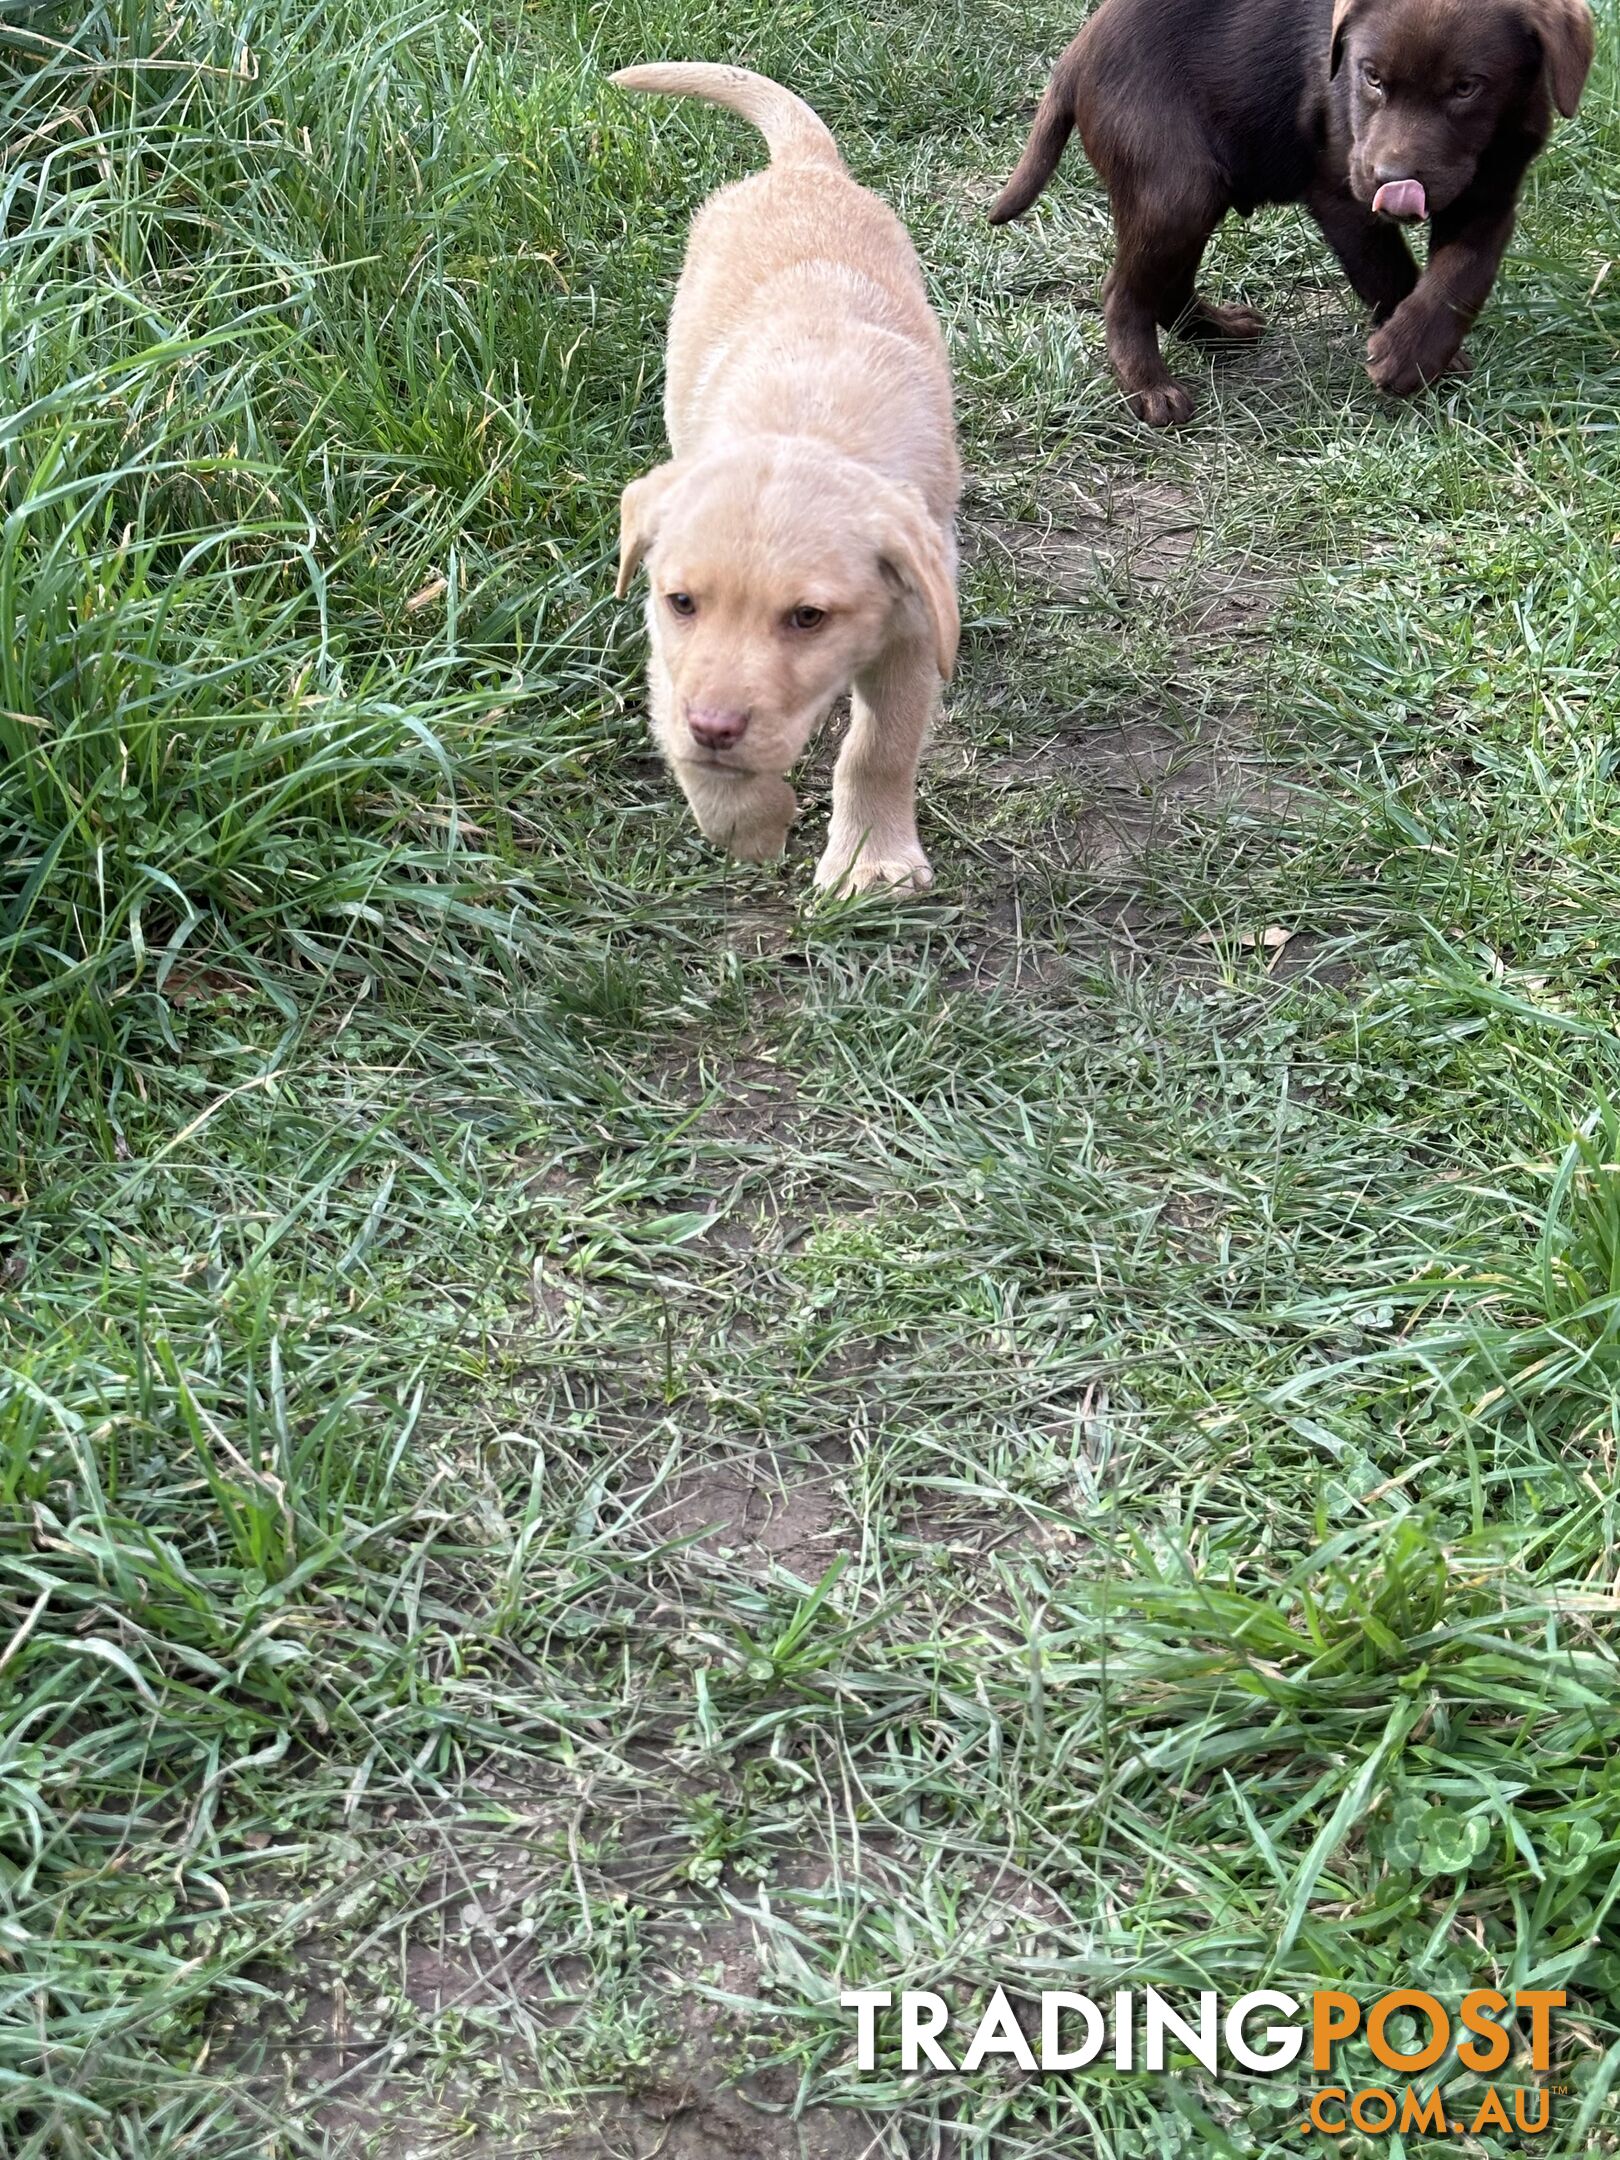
[{"xmin": 4, "ymin": 0, "xmax": 1620, "ymax": 2154}]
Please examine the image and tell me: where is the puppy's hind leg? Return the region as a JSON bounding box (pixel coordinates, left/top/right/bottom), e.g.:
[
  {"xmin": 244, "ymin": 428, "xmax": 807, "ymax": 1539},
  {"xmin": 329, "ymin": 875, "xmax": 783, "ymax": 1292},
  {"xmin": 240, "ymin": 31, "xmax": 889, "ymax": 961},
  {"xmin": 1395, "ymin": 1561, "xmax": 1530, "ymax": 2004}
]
[
  {"xmin": 1173, "ymin": 289, "xmax": 1267, "ymax": 347},
  {"xmin": 1149, "ymin": 203, "xmax": 1261, "ymax": 347},
  {"xmin": 1102, "ymin": 191, "xmax": 1221, "ymax": 427}
]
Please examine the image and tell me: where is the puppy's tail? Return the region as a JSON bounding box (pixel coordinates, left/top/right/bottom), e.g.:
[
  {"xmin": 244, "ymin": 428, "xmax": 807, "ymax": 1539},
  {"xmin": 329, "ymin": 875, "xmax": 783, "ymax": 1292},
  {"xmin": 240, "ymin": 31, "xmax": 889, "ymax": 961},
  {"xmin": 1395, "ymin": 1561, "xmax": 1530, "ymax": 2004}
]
[
  {"xmin": 987, "ymin": 57, "xmax": 1080, "ymax": 223},
  {"xmin": 609, "ymin": 63, "xmax": 843, "ymax": 170}
]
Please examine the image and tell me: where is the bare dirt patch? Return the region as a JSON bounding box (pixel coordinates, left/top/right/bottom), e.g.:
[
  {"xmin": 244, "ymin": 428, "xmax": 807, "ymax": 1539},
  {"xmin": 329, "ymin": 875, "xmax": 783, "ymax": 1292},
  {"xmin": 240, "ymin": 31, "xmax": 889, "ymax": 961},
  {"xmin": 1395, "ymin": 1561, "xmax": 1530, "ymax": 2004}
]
[
  {"xmin": 559, "ymin": 2077, "xmax": 896, "ymax": 2160},
  {"xmin": 971, "ymin": 465, "xmax": 1209, "ymax": 586},
  {"xmin": 234, "ymin": 1808, "xmax": 902, "ymax": 2160},
  {"xmin": 945, "ymin": 452, "xmax": 1313, "ymax": 983},
  {"xmin": 549, "ymin": 1916, "xmax": 898, "ymax": 2159},
  {"xmin": 653, "ymin": 1453, "xmax": 847, "ymax": 1581},
  {"xmin": 687, "ymin": 1053, "xmax": 805, "ymax": 1149}
]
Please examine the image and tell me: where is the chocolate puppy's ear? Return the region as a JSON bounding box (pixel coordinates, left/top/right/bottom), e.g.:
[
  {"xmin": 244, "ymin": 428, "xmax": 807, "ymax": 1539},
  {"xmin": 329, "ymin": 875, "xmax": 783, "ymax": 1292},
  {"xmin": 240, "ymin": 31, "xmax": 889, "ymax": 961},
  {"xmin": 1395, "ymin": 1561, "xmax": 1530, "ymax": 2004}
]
[
  {"xmin": 1328, "ymin": 0, "xmax": 1362, "ymax": 76},
  {"xmin": 1525, "ymin": 0, "xmax": 1595, "ymax": 117}
]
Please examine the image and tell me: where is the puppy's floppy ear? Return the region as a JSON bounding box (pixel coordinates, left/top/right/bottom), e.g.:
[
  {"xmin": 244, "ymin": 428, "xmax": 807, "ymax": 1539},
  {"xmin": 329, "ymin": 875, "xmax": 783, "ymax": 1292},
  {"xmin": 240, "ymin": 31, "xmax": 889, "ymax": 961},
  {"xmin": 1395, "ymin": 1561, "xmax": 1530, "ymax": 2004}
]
[
  {"xmin": 615, "ymin": 463, "xmax": 682, "ymax": 600},
  {"xmin": 1524, "ymin": 0, "xmax": 1595, "ymax": 117},
  {"xmin": 1328, "ymin": 0, "xmax": 1362, "ymax": 76},
  {"xmin": 872, "ymin": 483, "xmax": 959, "ymax": 681}
]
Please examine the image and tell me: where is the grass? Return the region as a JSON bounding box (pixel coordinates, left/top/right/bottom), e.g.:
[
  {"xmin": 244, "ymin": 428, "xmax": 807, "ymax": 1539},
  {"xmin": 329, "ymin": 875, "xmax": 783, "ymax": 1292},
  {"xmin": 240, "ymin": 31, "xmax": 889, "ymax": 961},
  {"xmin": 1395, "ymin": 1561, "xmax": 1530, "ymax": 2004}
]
[{"xmin": 4, "ymin": 0, "xmax": 1620, "ymax": 2151}]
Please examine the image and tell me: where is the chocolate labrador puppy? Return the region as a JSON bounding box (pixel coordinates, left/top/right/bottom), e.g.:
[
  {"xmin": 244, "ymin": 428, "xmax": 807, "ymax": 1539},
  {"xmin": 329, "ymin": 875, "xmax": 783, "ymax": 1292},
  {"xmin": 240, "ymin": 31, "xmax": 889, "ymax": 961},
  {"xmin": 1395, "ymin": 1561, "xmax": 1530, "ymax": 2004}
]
[{"xmin": 989, "ymin": 0, "xmax": 1594, "ymax": 424}]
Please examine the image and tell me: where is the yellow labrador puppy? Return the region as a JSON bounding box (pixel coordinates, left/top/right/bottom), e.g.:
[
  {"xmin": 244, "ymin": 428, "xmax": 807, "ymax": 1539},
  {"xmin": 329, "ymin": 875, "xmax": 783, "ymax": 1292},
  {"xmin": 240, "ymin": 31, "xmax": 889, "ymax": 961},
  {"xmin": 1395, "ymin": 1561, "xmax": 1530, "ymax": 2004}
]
[{"xmin": 612, "ymin": 63, "xmax": 960, "ymax": 891}]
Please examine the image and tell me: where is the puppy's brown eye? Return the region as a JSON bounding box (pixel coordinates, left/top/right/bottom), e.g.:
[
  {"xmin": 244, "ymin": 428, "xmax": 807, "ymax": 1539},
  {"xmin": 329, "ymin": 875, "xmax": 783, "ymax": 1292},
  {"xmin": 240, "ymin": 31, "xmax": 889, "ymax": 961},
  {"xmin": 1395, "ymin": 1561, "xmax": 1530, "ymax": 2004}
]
[
  {"xmin": 788, "ymin": 604, "xmax": 826, "ymax": 631},
  {"xmin": 1451, "ymin": 76, "xmax": 1480, "ymax": 99},
  {"xmin": 1361, "ymin": 62, "xmax": 1383, "ymax": 90},
  {"xmin": 666, "ymin": 592, "xmax": 696, "ymax": 618}
]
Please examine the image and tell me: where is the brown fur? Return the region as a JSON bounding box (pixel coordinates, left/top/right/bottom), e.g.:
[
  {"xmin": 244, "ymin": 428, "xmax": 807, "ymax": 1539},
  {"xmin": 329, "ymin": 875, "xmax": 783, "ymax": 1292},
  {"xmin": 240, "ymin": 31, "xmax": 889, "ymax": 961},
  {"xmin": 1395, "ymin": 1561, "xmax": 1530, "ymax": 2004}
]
[
  {"xmin": 612, "ymin": 64, "xmax": 960, "ymax": 890},
  {"xmin": 990, "ymin": 0, "xmax": 1594, "ymax": 424}
]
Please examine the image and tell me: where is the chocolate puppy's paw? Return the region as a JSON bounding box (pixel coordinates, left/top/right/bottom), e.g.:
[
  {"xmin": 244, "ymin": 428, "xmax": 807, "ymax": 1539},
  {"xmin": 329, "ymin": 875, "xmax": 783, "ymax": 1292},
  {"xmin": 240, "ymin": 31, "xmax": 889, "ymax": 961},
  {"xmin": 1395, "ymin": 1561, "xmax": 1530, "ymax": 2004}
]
[
  {"xmin": 1129, "ymin": 379, "xmax": 1196, "ymax": 427},
  {"xmin": 1365, "ymin": 313, "xmax": 1465, "ymax": 398},
  {"xmin": 1185, "ymin": 299, "xmax": 1266, "ymax": 345}
]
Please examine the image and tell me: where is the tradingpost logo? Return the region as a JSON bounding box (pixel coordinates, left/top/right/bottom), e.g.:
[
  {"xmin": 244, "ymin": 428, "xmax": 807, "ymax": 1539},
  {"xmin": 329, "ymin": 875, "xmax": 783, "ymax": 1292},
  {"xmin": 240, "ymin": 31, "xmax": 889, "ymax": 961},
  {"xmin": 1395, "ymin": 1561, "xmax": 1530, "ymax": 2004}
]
[{"xmin": 842, "ymin": 1984, "xmax": 1566, "ymax": 2138}]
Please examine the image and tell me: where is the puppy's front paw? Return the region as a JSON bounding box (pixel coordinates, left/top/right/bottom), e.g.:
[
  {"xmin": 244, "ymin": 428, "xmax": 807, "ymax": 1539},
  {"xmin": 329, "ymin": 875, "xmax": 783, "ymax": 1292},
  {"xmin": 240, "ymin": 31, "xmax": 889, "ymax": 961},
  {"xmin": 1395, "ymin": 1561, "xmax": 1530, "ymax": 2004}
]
[
  {"xmin": 729, "ymin": 817, "xmax": 794, "ymax": 864},
  {"xmin": 814, "ymin": 838, "xmax": 934, "ymax": 896},
  {"xmin": 1366, "ymin": 312, "xmax": 1465, "ymax": 398},
  {"xmin": 1129, "ymin": 379, "xmax": 1196, "ymax": 428},
  {"xmin": 680, "ymin": 768, "xmax": 798, "ymax": 863}
]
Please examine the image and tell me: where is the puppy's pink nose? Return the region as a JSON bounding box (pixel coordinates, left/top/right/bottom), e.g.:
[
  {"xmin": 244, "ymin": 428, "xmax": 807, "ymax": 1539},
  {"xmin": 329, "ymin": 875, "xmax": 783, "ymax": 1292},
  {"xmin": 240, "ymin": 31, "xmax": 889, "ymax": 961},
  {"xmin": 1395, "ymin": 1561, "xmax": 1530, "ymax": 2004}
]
[{"xmin": 688, "ymin": 705, "xmax": 750, "ymax": 750}]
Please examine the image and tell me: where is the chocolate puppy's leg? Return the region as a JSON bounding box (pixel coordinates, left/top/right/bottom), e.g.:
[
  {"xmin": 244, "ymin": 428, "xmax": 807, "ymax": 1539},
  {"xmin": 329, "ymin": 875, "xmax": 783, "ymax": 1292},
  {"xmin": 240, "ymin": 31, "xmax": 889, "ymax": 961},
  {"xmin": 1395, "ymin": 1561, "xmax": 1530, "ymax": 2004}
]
[
  {"xmin": 1366, "ymin": 199, "xmax": 1518, "ymax": 397},
  {"xmin": 1103, "ymin": 198, "xmax": 1220, "ymax": 427},
  {"xmin": 1308, "ymin": 185, "xmax": 1419, "ymax": 323},
  {"xmin": 1150, "ymin": 246, "xmax": 1264, "ymax": 346}
]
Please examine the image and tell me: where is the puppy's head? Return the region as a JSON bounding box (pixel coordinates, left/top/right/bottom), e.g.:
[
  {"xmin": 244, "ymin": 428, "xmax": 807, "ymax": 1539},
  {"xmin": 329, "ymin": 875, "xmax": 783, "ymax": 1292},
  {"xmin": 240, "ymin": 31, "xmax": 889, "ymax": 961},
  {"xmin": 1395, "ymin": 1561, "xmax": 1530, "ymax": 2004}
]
[
  {"xmin": 1331, "ymin": 0, "xmax": 1593, "ymax": 222},
  {"xmin": 616, "ymin": 443, "xmax": 956, "ymax": 779}
]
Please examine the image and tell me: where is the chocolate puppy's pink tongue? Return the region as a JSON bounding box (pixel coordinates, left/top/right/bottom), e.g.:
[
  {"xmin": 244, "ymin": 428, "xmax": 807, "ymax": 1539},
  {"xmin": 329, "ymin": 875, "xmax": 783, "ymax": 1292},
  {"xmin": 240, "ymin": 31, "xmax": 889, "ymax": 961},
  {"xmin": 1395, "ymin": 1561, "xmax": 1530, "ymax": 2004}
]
[{"xmin": 1372, "ymin": 179, "xmax": 1427, "ymax": 221}]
